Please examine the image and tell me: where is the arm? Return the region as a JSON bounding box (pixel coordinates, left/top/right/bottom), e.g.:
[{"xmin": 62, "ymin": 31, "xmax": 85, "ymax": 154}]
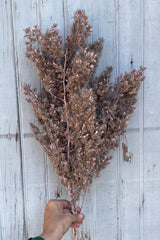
[{"xmin": 30, "ymin": 199, "xmax": 85, "ymax": 240}]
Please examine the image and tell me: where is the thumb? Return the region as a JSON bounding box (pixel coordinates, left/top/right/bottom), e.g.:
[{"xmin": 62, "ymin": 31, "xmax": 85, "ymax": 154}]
[
  {"xmin": 70, "ymin": 213, "xmax": 85, "ymax": 223},
  {"xmin": 65, "ymin": 212, "xmax": 84, "ymax": 224}
]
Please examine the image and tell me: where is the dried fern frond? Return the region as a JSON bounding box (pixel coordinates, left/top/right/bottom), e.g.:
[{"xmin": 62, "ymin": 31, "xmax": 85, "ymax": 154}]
[{"xmin": 23, "ymin": 9, "xmax": 146, "ymax": 214}]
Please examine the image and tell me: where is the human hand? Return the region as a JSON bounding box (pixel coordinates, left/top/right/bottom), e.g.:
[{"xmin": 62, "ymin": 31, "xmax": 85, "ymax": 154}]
[{"xmin": 39, "ymin": 199, "xmax": 85, "ymax": 240}]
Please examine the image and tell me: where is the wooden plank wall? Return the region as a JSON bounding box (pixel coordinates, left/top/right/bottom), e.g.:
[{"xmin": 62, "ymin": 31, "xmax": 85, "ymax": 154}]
[{"xmin": 0, "ymin": 0, "xmax": 160, "ymax": 239}]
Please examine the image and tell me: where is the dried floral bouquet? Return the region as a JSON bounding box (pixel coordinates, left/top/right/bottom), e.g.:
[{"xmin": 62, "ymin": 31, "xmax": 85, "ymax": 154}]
[{"xmin": 23, "ymin": 9, "xmax": 146, "ymax": 240}]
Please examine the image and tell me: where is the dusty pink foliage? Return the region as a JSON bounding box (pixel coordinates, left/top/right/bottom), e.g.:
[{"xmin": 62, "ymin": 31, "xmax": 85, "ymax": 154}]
[{"xmin": 23, "ymin": 9, "xmax": 146, "ymax": 211}]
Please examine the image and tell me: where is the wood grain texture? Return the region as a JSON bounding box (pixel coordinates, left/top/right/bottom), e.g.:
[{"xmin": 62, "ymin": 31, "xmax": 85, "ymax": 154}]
[
  {"xmin": 119, "ymin": 132, "xmax": 141, "ymax": 240},
  {"xmin": 0, "ymin": 138, "xmax": 24, "ymax": 240},
  {"xmin": 144, "ymin": 0, "xmax": 160, "ymax": 129},
  {"xmin": 0, "ymin": 0, "xmax": 160, "ymax": 239},
  {"xmin": 11, "ymin": 0, "xmax": 48, "ymax": 238},
  {"xmin": 144, "ymin": 130, "xmax": 160, "ymax": 240},
  {"xmin": 118, "ymin": 1, "xmax": 145, "ymax": 240},
  {"xmin": 0, "ymin": 0, "xmax": 18, "ymax": 135},
  {"xmin": 0, "ymin": 0, "xmax": 25, "ymax": 239},
  {"xmin": 143, "ymin": 1, "xmax": 160, "ymax": 240}
]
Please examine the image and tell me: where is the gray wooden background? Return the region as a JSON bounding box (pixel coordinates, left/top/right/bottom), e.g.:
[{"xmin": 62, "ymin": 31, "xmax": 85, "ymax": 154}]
[{"xmin": 0, "ymin": 0, "xmax": 160, "ymax": 239}]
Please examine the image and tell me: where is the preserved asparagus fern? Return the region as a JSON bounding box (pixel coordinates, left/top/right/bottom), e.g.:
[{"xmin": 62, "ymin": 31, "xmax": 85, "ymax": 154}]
[{"xmin": 23, "ymin": 9, "xmax": 146, "ymax": 238}]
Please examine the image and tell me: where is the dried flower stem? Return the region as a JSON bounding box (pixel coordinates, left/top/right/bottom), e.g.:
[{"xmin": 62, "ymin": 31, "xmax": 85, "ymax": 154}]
[
  {"xmin": 72, "ymin": 187, "xmax": 87, "ymax": 240},
  {"xmin": 63, "ymin": 49, "xmax": 70, "ymax": 162},
  {"xmin": 50, "ymin": 92, "xmax": 64, "ymax": 103},
  {"xmin": 63, "ymin": 49, "xmax": 77, "ymax": 238},
  {"xmin": 81, "ymin": 187, "xmax": 87, "ymax": 213},
  {"xmin": 73, "ymin": 228, "xmax": 78, "ymax": 240}
]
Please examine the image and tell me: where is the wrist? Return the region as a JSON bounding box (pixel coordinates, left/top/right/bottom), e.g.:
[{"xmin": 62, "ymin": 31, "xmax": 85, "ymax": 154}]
[{"xmin": 39, "ymin": 231, "xmax": 59, "ymax": 240}]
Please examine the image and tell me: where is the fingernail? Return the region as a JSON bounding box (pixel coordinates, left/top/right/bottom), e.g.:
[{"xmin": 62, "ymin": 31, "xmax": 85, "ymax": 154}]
[{"xmin": 79, "ymin": 214, "xmax": 84, "ymax": 219}]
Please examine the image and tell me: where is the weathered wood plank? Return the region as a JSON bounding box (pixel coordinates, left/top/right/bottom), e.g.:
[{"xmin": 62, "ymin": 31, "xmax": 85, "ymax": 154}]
[
  {"xmin": 13, "ymin": 0, "xmax": 42, "ymax": 134},
  {"xmin": 0, "ymin": 0, "xmax": 25, "ymax": 239},
  {"xmin": 119, "ymin": 132, "xmax": 141, "ymax": 240},
  {"xmin": 0, "ymin": 0, "xmax": 18, "ymax": 135},
  {"xmin": 144, "ymin": 0, "xmax": 160, "ymax": 128},
  {"xmin": 22, "ymin": 136, "xmax": 47, "ymax": 238},
  {"xmin": 143, "ymin": 130, "xmax": 160, "ymax": 240},
  {"xmin": 11, "ymin": 0, "xmax": 48, "ymax": 238},
  {"xmin": 96, "ymin": 151, "xmax": 118, "ymax": 240},
  {"xmin": 143, "ymin": 1, "xmax": 160, "ymax": 239},
  {"xmin": 118, "ymin": 1, "xmax": 145, "ymax": 240},
  {"xmin": 0, "ymin": 138, "xmax": 24, "ymax": 240}
]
